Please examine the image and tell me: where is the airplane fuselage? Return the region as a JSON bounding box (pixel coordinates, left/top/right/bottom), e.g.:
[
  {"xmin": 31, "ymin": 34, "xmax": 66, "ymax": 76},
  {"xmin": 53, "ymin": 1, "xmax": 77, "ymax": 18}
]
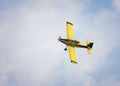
[{"xmin": 58, "ymin": 38, "xmax": 87, "ymax": 48}]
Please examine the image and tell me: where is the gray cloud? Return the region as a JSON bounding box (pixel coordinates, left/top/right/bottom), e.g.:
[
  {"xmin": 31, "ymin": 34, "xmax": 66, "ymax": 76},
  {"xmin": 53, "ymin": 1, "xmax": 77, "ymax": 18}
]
[{"xmin": 113, "ymin": 0, "xmax": 120, "ymax": 13}]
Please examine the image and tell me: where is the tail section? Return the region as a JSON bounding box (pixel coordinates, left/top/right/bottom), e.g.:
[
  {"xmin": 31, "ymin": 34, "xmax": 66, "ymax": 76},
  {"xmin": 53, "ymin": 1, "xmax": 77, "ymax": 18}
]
[{"xmin": 86, "ymin": 40, "xmax": 93, "ymax": 54}]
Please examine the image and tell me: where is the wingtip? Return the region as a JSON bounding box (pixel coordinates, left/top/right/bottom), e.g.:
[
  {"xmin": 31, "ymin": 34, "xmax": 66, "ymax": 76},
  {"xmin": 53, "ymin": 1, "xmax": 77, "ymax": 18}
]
[
  {"xmin": 66, "ymin": 22, "xmax": 73, "ymax": 25},
  {"xmin": 71, "ymin": 60, "xmax": 77, "ymax": 64}
]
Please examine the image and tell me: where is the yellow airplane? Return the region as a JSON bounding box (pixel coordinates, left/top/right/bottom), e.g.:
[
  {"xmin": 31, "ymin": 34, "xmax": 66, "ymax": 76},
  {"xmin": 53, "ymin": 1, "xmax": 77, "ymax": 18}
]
[{"xmin": 58, "ymin": 22, "xmax": 93, "ymax": 64}]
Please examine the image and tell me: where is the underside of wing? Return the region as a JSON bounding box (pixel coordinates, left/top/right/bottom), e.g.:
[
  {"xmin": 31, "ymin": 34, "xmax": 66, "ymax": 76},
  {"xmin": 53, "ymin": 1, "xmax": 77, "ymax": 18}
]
[
  {"xmin": 68, "ymin": 46, "xmax": 77, "ymax": 64},
  {"xmin": 66, "ymin": 22, "xmax": 74, "ymax": 40}
]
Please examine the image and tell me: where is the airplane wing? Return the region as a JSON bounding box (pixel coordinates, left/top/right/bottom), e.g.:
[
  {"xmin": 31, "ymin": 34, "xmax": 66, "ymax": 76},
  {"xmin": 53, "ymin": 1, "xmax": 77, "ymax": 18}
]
[
  {"xmin": 68, "ymin": 46, "xmax": 77, "ymax": 64},
  {"xmin": 66, "ymin": 22, "xmax": 74, "ymax": 40}
]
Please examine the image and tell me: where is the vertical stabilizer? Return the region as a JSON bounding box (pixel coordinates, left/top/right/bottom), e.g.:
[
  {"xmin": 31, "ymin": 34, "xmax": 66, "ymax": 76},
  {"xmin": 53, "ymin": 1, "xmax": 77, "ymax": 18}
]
[{"xmin": 86, "ymin": 40, "xmax": 93, "ymax": 54}]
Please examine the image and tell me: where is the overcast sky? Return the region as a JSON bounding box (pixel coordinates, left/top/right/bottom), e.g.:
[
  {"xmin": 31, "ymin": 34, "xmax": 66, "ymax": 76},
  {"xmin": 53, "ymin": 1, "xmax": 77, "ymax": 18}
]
[{"xmin": 0, "ymin": 0, "xmax": 120, "ymax": 86}]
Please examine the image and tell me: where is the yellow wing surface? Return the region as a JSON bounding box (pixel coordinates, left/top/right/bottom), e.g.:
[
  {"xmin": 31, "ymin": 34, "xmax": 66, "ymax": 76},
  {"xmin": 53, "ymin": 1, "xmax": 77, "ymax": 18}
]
[
  {"xmin": 66, "ymin": 22, "xmax": 77, "ymax": 63},
  {"xmin": 66, "ymin": 22, "xmax": 74, "ymax": 39},
  {"xmin": 68, "ymin": 46, "xmax": 77, "ymax": 64}
]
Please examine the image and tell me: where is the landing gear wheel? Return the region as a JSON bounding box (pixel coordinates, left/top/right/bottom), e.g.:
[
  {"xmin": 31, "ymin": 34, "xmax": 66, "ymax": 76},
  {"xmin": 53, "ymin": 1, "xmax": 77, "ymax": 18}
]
[{"xmin": 64, "ymin": 48, "xmax": 67, "ymax": 51}]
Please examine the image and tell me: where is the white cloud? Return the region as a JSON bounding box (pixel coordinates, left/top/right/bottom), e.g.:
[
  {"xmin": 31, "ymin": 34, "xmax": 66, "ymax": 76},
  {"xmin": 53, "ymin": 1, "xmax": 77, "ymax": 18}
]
[
  {"xmin": 0, "ymin": 0, "xmax": 84, "ymax": 86},
  {"xmin": 0, "ymin": 0, "xmax": 120, "ymax": 86},
  {"xmin": 113, "ymin": 0, "xmax": 120, "ymax": 12},
  {"xmin": 99, "ymin": 74, "xmax": 120, "ymax": 86}
]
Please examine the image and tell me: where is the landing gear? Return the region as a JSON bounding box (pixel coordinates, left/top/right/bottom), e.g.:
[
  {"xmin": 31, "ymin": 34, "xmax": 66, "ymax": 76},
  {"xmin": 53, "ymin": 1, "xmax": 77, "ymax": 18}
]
[{"xmin": 64, "ymin": 48, "xmax": 67, "ymax": 51}]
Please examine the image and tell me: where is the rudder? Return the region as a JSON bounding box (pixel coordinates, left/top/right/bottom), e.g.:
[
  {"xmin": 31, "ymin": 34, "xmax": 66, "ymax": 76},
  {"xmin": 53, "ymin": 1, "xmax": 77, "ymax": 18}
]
[{"xmin": 86, "ymin": 40, "xmax": 93, "ymax": 54}]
